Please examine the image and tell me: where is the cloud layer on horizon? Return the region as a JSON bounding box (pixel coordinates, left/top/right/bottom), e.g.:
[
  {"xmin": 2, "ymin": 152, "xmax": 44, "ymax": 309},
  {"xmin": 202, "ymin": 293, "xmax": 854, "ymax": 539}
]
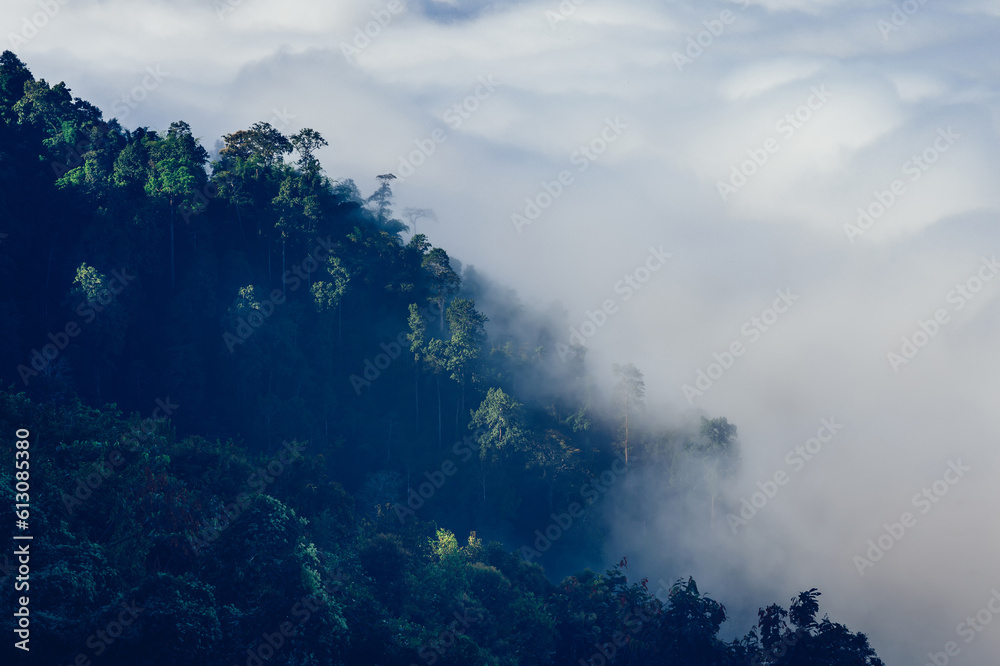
[{"xmin": 5, "ymin": 0, "xmax": 1000, "ymax": 661}]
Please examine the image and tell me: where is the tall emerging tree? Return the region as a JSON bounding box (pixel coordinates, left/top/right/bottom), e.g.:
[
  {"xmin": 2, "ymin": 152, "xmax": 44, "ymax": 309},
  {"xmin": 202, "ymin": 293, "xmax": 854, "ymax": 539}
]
[
  {"xmin": 422, "ymin": 247, "xmax": 460, "ymax": 331},
  {"xmin": 407, "ymin": 303, "xmax": 427, "ymax": 433},
  {"xmin": 272, "ymin": 172, "xmax": 322, "ymax": 293},
  {"xmin": 70, "ymin": 262, "xmax": 130, "ymax": 401},
  {"xmin": 443, "ymin": 298, "xmax": 488, "ymax": 424},
  {"xmin": 469, "ymin": 387, "xmax": 529, "ymax": 499},
  {"xmin": 220, "ymin": 121, "xmax": 292, "ymax": 171},
  {"xmin": 612, "ymin": 362, "xmax": 645, "ymax": 466},
  {"xmin": 694, "ymin": 415, "xmax": 739, "ymax": 532},
  {"xmin": 402, "ymin": 207, "xmax": 436, "ymax": 236},
  {"xmin": 290, "ymin": 127, "xmax": 328, "ymax": 174},
  {"xmin": 408, "ymin": 303, "xmax": 448, "ymax": 448},
  {"xmin": 312, "ymin": 255, "xmax": 351, "ymax": 341},
  {"xmin": 367, "ymin": 173, "xmax": 396, "ymax": 225},
  {"xmin": 144, "ymin": 121, "xmax": 209, "ymax": 291},
  {"xmin": 145, "ymin": 157, "xmax": 199, "ymax": 291},
  {"xmin": 217, "ymin": 121, "xmax": 292, "ymax": 277}
]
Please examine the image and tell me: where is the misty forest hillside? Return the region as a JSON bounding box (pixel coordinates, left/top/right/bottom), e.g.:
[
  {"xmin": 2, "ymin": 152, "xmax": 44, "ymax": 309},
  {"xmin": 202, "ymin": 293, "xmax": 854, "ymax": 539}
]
[{"xmin": 0, "ymin": 51, "xmax": 883, "ymax": 664}]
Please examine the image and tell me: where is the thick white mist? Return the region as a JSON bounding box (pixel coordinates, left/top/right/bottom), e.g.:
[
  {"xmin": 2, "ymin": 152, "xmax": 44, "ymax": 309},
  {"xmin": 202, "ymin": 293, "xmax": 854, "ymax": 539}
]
[{"xmin": 12, "ymin": 0, "xmax": 1000, "ymax": 661}]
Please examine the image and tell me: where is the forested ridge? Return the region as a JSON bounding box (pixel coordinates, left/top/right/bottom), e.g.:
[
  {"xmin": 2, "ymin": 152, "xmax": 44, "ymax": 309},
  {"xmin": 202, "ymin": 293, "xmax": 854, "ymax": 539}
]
[{"xmin": 0, "ymin": 51, "xmax": 883, "ymax": 664}]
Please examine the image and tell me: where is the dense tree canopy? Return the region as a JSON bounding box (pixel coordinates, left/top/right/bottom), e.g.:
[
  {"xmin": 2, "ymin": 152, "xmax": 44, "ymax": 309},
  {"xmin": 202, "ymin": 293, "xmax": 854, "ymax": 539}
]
[{"xmin": 0, "ymin": 52, "xmax": 882, "ymax": 664}]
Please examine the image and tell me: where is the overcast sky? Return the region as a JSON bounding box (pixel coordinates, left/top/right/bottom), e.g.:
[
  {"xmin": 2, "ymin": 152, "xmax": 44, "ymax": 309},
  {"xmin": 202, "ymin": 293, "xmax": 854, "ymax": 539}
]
[{"xmin": 6, "ymin": 0, "xmax": 1000, "ymax": 661}]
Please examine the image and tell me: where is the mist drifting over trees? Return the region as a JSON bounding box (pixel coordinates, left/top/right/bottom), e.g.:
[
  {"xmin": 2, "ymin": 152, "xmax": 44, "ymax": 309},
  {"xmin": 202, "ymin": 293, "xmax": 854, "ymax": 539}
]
[{"xmin": 0, "ymin": 50, "xmax": 892, "ymax": 664}]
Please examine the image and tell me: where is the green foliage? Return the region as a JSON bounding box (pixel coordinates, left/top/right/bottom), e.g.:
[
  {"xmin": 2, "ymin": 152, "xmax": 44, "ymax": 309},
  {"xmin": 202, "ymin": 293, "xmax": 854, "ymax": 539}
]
[
  {"xmin": 444, "ymin": 297, "xmax": 489, "ymax": 384},
  {"xmin": 0, "ymin": 387, "xmax": 881, "ymax": 665},
  {"xmin": 311, "ymin": 256, "xmax": 350, "ymax": 311},
  {"xmin": 470, "ymin": 387, "xmax": 529, "ymax": 460},
  {"xmin": 290, "ymin": 127, "xmax": 328, "ymax": 173},
  {"xmin": 423, "ymin": 246, "xmax": 461, "ymax": 329},
  {"xmin": 221, "ymin": 121, "xmax": 292, "ymax": 167},
  {"xmin": 145, "ymin": 156, "xmax": 198, "ymax": 206},
  {"xmin": 0, "ymin": 54, "xmax": 884, "ymax": 666},
  {"xmin": 754, "ymin": 589, "xmax": 884, "ymax": 665},
  {"xmin": 0, "ymin": 50, "xmax": 33, "ymax": 112},
  {"xmin": 367, "ymin": 172, "xmax": 398, "ymax": 227},
  {"xmin": 698, "ymin": 415, "xmax": 738, "ymax": 455},
  {"xmin": 106, "ymin": 573, "xmax": 224, "ymax": 664}
]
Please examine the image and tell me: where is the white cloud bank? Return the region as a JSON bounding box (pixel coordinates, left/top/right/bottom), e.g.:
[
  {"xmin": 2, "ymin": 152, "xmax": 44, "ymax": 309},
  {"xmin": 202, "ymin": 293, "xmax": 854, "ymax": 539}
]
[{"xmin": 5, "ymin": 0, "xmax": 1000, "ymax": 661}]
